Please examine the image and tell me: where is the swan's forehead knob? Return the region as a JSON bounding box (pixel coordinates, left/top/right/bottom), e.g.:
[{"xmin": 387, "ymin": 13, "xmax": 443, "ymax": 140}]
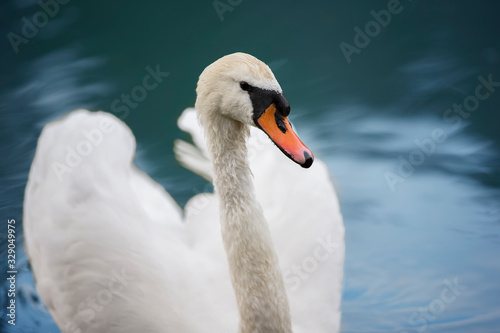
[
  {"xmin": 247, "ymin": 87, "xmax": 290, "ymax": 123},
  {"xmin": 273, "ymin": 92, "xmax": 290, "ymax": 117}
]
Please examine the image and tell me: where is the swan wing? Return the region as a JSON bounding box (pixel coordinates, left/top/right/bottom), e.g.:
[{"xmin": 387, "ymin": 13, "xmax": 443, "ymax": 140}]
[
  {"xmin": 22, "ymin": 110, "xmax": 218, "ymax": 332},
  {"xmin": 174, "ymin": 108, "xmax": 212, "ymax": 182}
]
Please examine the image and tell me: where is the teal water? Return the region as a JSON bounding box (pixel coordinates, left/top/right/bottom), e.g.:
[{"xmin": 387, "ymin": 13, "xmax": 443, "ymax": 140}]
[{"xmin": 1, "ymin": 0, "xmax": 499, "ymax": 332}]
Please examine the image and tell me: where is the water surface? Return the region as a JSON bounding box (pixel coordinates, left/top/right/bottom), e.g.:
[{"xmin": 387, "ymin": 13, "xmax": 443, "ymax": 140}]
[{"xmin": 1, "ymin": 1, "xmax": 499, "ymax": 332}]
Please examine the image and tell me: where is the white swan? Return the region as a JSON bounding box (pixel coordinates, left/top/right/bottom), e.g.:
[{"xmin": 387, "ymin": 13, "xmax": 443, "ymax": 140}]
[{"xmin": 23, "ymin": 53, "xmax": 345, "ymax": 333}]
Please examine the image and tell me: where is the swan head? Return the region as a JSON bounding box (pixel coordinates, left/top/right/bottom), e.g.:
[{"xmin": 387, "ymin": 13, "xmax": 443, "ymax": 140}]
[{"xmin": 195, "ymin": 52, "xmax": 314, "ymax": 168}]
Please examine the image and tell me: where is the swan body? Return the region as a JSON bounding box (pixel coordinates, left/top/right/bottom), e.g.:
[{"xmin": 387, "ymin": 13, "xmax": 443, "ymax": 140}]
[{"xmin": 23, "ymin": 53, "xmax": 345, "ymax": 333}]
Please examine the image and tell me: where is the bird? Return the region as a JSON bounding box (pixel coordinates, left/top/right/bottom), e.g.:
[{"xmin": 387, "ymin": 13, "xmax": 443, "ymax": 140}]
[{"xmin": 23, "ymin": 52, "xmax": 345, "ymax": 333}]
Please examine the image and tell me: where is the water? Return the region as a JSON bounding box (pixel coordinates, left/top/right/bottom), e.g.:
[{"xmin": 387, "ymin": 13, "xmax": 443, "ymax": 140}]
[{"xmin": 1, "ymin": 0, "xmax": 499, "ymax": 332}]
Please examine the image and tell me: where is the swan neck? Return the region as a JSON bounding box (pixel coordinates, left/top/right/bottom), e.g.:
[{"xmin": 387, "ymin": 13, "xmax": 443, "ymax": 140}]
[{"xmin": 204, "ymin": 114, "xmax": 292, "ymax": 333}]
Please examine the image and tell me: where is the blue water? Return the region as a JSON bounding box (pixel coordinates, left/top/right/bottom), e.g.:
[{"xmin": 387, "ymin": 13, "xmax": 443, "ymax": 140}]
[{"xmin": 1, "ymin": 0, "xmax": 499, "ymax": 332}]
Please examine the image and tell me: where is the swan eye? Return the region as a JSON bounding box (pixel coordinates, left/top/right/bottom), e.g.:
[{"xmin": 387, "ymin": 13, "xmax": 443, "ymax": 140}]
[{"xmin": 240, "ymin": 81, "xmax": 251, "ymax": 91}]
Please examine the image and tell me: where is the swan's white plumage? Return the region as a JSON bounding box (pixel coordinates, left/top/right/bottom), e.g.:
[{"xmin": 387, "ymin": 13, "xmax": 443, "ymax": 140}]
[
  {"xmin": 24, "ymin": 109, "xmax": 344, "ymax": 332},
  {"xmin": 24, "ymin": 55, "xmax": 344, "ymax": 333}
]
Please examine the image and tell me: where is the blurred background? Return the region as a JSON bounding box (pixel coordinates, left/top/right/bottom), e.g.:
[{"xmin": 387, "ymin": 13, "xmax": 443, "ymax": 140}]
[{"xmin": 1, "ymin": 0, "xmax": 499, "ymax": 332}]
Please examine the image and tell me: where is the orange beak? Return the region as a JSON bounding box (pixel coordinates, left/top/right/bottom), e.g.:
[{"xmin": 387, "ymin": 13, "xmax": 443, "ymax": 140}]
[{"xmin": 256, "ymin": 104, "xmax": 314, "ymax": 168}]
